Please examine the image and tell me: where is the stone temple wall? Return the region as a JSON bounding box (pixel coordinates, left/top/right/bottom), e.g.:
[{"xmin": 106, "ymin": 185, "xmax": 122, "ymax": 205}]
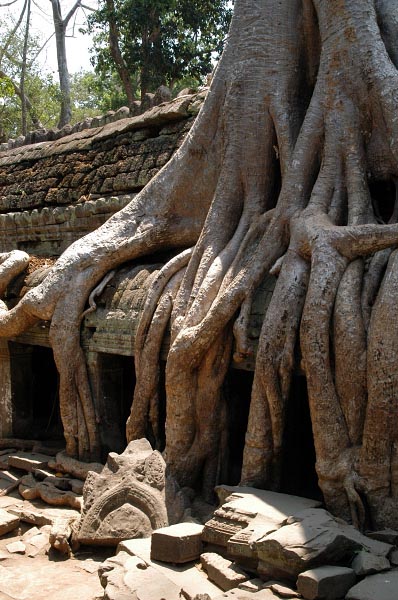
[{"xmin": 0, "ymin": 93, "xmax": 204, "ymax": 256}]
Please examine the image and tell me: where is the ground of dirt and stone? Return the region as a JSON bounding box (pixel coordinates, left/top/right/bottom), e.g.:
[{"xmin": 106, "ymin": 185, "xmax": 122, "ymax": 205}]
[{"xmin": 1, "ymin": 443, "xmax": 398, "ymax": 600}]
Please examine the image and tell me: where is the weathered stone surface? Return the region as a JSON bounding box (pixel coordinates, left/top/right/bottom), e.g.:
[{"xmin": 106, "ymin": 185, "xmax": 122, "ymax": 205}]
[
  {"xmin": 74, "ymin": 439, "xmax": 185, "ymax": 546},
  {"xmin": 118, "ymin": 537, "xmax": 221, "ymax": 599},
  {"xmin": 151, "ymin": 522, "xmax": 203, "ymax": 563},
  {"xmin": 0, "ymin": 508, "xmax": 19, "ymax": 536},
  {"xmin": 263, "ymin": 582, "xmax": 301, "ymax": 598},
  {"xmin": 389, "ymin": 549, "xmax": 398, "ymax": 566},
  {"xmin": 366, "ymin": 529, "xmax": 398, "ymax": 545},
  {"xmin": 7, "ymin": 499, "xmax": 80, "ymax": 527},
  {"xmin": 256, "ymin": 508, "xmax": 391, "ymax": 581},
  {"xmin": 19, "ymin": 474, "xmax": 82, "ymax": 510},
  {"xmin": 345, "ymin": 569, "xmax": 398, "ymax": 599},
  {"xmin": 99, "ymin": 551, "xmax": 182, "ymax": 600},
  {"xmin": 238, "ymin": 579, "xmax": 265, "ymax": 592},
  {"xmin": 8, "ymin": 452, "xmax": 53, "ymax": 472},
  {"xmin": 297, "ymin": 566, "xmax": 356, "ymax": 600},
  {"xmin": 200, "ymin": 552, "xmax": 249, "ymax": 591},
  {"xmin": 0, "ymin": 94, "xmax": 202, "ymax": 222},
  {"xmin": 6, "ymin": 540, "xmax": 25, "ymax": 554},
  {"xmin": 212, "ymin": 590, "xmax": 290, "ymax": 600},
  {"xmin": 203, "ymin": 486, "xmax": 321, "ymax": 556},
  {"xmin": 25, "ymin": 531, "xmax": 50, "ymax": 557},
  {"xmin": 351, "ymin": 550, "xmax": 391, "ymax": 576},
  {"xmin": 48, "ymin": 451, "xmax": 103, "ymax": 480}
]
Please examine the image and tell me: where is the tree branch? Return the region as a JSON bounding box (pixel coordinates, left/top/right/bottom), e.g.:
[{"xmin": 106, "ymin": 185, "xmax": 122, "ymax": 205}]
[{"xmin": 63, "ymin": 0, "xmax": 82, "ymax": 27}]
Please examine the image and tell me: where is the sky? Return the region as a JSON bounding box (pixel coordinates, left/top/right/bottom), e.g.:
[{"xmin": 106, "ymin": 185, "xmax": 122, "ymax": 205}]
[{"xmin": 2, "ymin": 0, "xmax": 98, "ymax": 75}]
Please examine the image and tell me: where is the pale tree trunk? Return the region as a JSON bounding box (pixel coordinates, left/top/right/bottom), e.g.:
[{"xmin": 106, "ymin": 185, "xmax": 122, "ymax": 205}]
[
  {"xmin": 20, "ymin": 0, "xmax": 31, "ymax": 135},
  {"xmin": 2, "ymin": 0, "xmax": 398, "ymax": 530},
  {"xmin": 50, "ymin": 0, "xmax": 82, "ymax": 128}
]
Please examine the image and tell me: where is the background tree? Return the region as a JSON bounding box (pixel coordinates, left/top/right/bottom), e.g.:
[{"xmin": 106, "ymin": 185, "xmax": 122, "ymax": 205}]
[
  {"xmin": 49, "ymin": 0, "xmax": 94, "ymax": 127},
  {"xmin": 3, "ymin": 0, "xmax": 398, "ymax": 533},
  {"xmin": 0, "ymin": 16, "xmax": 56, "ymax": 138},
  {"xmin": 88, "ymin": 0, "xmax": 232, "ymax": 103}
]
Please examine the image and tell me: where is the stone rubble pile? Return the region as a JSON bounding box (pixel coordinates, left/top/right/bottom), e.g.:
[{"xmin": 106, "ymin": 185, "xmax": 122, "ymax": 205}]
[
  {"xmin": 0, "ymin": 441, "xmax": 95, "ymax": 556},
  {"xmin": 99, "ymin": 485, "xmax": 398, "ymax": 600},
  {"xmin": 1, "ymin": 443, "xmax": 398, "ymax": 599}
]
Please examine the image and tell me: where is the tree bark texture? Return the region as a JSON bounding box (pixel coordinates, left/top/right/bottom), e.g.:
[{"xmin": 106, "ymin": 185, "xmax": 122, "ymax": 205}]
[{"xmin": 3, "ymin": 0, "xmax": 398, "ymax": 529}]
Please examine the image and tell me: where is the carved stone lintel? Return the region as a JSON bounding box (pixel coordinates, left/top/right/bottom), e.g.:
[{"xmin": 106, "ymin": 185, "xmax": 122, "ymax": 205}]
[{"xmin": 74, "ymin": 438, "xmax": 185, "ymax": 546}]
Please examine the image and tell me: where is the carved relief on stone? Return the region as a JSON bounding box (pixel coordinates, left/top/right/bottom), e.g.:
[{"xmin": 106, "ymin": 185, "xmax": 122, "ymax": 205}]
[{"xmin": 74, "ymin": 438, "xmax": 185, "ymax": 546}]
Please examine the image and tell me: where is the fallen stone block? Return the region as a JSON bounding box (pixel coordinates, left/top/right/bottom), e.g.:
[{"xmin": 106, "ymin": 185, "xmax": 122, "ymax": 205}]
[
  {"xmin": 19, "ymin": 474, "xmax": 82, "ymax": 510},
  {"xmin": 256, "ymin": 508, "xmax": 392, "ymax": 581},
  {"xmin": 345, "ymin": 569, "xmax": 398, "ymax": 600},
  {"xmin": 238, "ymin": 579, "xmax": 265, "ymax": 592},
  {"xmin": 0, "ymin": 496, "xmax": 24, "ymax": 510},
  {"xmin": 366, "ymin": 529, "xmax": 398, "ymax": 545},
  {"xmin": 25, "ymin": 531, "xmax": 50, "ymax": 557},
  {"xmin": 7, "ymin": 499, "xmax": 80, "ymax": 527},
  {"xmin": 264, "ymin": 582, "xmax": 301, "ymax": 598},
  {"xmin": 8, "ymin": 452, "xmax": 53, "ymax": 472},
  {"xmin": 32, "ymin": 468, "xmax": 54, "ymax": 480},
  {"xmin": 351, "ymin": 550, "xmax": 391, "ymax": 576},
  {"xmin": 118, "ymin": 537, "xmax": 221, "ymax": 599},
  {"xmin": 100, "ymin": 551, "xmax": 182, "ymax": 600},
  {"xmin": 151, "ymin": 522, "xmax": 203, "ymax": 563},
  {"xmin": 0, "ymin": 508, "xmax": 19, "ymax": 536},
  {"xmin": 203, "ymin": 486, "xmax": 321, "ymax": 552},
  {"xmin": 22, "ymin": 526, "xmax": 40, "ymax": 540},
  {"xmin": 212, "ymin": 589, "xmax": 291, "ymax": 600},
  {"xmin": 48, "ymin": 451, "xmax": 103, "ymax": 480},
  {"xmin": 6, "ymin": 540, "xmax": 25, "ymax": 554},
  {"xmin": 201, "ymin": 552, "xmax": 249, "ymax": 591},
  {"xmin": 297, "ymin": 566, "xmax": 356, "ymax": 600}
]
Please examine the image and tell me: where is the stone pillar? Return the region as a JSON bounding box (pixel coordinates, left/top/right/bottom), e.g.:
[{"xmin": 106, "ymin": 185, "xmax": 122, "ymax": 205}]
[{"xmin": 0, "ymin": 339, "xmax": 12, "ymax": 437}]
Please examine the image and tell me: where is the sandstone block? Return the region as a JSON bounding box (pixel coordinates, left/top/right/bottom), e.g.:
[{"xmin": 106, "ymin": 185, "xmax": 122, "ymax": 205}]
[
  {"xmin": 200, "ymin": 552, "xmax": 249, "ymax": 591},
  {"xmin": 366, "ymin": 529, "xmax": 398, "ymax": 545},
  {"xmin": 118, "ymin": 537, "xmax": 221, "ymax": 599},
  {"xmin": 0, "ymin": 509, "xmax": 19, "ymax": 536},
  {"xmin": 256, "ymin": 508, "xmax": 392, "ymax": 581},
  {"xmin": 8, "ymin": 452, "xmax": 53, "ymax": 472},
  {"xmin": 264, "ymin": 582, "xmax": 301, "ymax": 598},
  {"xmin": 8, "ymin": 500, "xmax": 80, "ymax": 527},
  {"xmin": 100, "ymin": 551, "xmax": 182, "ymax": 600},
  {"xmin": 351, "ymin": 550, "xmax": 390, "ymax": 576},
  {"xmin": 6, "ymin": 541, "xmax": 25, "ymax": 554},
  {"xmin": 48, "ymin": 451, "xmax": 103, "ymax": 480},
  {"xmin": 297, "ymin": 566, "xmax": 356, "ymax": 600},
  {"xmin": 203, "ymin": 486, "xmax": 321, "ymax": 553},
  {"xmin": 345, "ymin": 569, "xmax": 398, "ymax": 600},
  {"xmin": 151, "ymin": 522, "xmax": 203, "ymax": 563}
]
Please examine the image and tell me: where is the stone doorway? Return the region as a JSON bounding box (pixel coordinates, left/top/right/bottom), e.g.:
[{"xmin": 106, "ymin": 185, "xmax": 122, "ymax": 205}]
[
  {"xmin": 9, "ymin": 342, "xmax": 62, "ymax": 442},
  {"xmin": 280, "ymin": 375, "xmax": 322, "ymax": 500}
]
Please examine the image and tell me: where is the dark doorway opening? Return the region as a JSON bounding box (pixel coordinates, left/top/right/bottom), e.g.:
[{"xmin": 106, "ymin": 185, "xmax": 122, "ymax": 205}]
[
  {"xmin": 96, "ymin": 353, "xmax": 136, "ymax": 458},
  {"xmin": 370, "ymin": 179, "xmax": 397, "ymax": 224},
  {"xmin": 222, "ymin": 368, "xmax": 253, "ymax": 485},
  {"xmin": 9, "ymin": 342, "xmax": 62, "ymax": 441},
  {"xmin": 280, "ymin": 375, "xmax": 322, "ymax": 500}
]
